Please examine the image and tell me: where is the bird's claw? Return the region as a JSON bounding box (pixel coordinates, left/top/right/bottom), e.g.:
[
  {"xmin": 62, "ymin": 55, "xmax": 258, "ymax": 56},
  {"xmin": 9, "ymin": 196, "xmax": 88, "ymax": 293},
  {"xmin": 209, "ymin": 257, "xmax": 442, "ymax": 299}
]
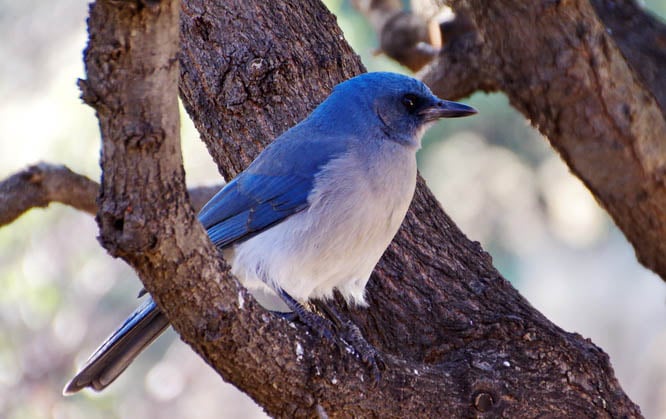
[
  {"xmin": 277, "ymin": 290, "xmax": 336, "ymax": 341},
  {"xmin": 337, "ymin": 319, "xmax": 384, "ymax": 384},
  {"xmin": 278, "ymin": 289, "xmax": 383, "ymax": 382}
]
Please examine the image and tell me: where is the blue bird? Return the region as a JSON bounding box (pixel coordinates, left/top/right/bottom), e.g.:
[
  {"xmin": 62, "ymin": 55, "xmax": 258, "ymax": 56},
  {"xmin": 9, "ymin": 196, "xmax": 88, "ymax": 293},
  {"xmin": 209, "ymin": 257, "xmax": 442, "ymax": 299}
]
[{"xmin": 63, "ymin": 72, "xmax": 476, "ymax": 394}]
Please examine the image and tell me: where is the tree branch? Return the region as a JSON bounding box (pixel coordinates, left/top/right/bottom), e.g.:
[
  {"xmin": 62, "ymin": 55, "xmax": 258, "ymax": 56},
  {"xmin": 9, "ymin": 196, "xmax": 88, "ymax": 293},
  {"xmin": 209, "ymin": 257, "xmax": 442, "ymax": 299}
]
[
  {"xmin": 433, "ymin": 0, "xmax": 666, "ymax": 281},
  {"xmin": 0, "ymin": 163, "xmax": 97, "ymax": 226},
  {"xmin": 0, "ymin": 162, "xmax": 220, "ymax": 226}
]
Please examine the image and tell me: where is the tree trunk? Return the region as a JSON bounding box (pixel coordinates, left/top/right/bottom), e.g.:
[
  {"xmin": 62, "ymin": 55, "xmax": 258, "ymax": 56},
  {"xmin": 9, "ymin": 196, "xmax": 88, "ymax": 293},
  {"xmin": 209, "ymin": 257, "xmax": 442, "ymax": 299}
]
[{"xmin": 73, "ymin": 0, "xmax": 644, "ymax": 416}]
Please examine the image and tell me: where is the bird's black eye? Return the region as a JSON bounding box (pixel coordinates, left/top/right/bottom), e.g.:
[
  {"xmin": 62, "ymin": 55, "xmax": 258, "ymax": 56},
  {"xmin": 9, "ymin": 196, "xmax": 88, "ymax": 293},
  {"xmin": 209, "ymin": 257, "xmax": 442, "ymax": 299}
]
[{"xmin": 402, "ymin": 93, "xmax": 420, "ymax": 113}]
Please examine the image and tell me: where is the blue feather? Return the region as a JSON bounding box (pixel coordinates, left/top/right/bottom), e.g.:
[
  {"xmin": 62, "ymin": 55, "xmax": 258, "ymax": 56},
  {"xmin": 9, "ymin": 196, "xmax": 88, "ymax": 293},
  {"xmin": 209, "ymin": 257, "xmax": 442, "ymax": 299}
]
[
  {"xmin": 198, "ymin": 125, "xmax": 348, "ymax": 248},
  {"xmin": 200, "ymin": 174, "xmax": 311, "ymax": 247}
]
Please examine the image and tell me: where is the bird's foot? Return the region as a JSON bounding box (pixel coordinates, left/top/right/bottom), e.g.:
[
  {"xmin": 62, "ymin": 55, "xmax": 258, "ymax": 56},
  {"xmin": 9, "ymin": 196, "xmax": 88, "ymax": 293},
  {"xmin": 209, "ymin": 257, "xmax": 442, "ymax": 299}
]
[
  {"xmin": 277, "ymin": 290, "xmax": 335, "ymax": 341},
  {"xmin": 278, "ymin": 290, "xmax": 383, "ymax": 382},
  {"xmin": 313, "ymin": 300, "xmax": 384, "ymax": 383},
  {"xmin": 336, "ymin": 319, "xmax": 384, "ymax": 383}
]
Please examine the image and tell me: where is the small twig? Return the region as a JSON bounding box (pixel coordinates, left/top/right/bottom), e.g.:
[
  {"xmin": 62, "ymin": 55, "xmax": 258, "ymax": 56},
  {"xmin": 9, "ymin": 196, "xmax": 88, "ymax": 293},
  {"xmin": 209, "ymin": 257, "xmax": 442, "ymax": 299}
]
[
  {"xmin": 0, "ymin": 163, "xmax": 98, "ymax": 226},
  {"xmin": 0, "ymin": 162, "xmax": 220, "ymax": 227}
]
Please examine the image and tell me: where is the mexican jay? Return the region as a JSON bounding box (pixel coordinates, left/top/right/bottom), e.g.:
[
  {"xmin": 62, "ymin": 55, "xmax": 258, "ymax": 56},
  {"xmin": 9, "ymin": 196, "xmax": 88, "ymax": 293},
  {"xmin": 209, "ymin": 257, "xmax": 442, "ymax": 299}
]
[{"xmin": 64, "ymin": 72, "xmax": 476, "ymax": 394}]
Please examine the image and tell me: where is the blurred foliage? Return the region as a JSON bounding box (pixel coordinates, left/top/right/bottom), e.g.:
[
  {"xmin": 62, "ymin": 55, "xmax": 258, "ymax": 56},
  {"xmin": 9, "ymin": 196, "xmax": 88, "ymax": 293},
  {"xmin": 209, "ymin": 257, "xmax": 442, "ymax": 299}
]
[{"xmin": 1, "ymin": 0, "xmax": 666, "ymax": 418}]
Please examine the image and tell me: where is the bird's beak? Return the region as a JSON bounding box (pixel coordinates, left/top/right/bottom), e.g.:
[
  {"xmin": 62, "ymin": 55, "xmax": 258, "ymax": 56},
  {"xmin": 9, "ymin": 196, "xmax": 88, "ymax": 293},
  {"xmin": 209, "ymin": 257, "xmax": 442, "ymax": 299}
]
[{"xmin": 420, "ymin": 99, "xmax": 477, "ymax": 121}]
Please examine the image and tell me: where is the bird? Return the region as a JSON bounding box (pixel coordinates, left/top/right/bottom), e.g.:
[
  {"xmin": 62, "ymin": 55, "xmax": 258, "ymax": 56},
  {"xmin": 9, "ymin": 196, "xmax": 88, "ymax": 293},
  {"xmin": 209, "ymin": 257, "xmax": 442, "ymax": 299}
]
[{"xmin": 63, "ymin": 71, "xmax": 477, "ymax": 394}]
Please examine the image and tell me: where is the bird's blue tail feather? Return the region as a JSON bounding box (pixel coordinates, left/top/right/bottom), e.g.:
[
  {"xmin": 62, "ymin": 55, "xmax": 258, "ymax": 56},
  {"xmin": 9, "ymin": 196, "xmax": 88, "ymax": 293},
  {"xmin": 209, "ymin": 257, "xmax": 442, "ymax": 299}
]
[{"xmin": 63, "ymin": 297, "xmax": 169, "ymax": 394}]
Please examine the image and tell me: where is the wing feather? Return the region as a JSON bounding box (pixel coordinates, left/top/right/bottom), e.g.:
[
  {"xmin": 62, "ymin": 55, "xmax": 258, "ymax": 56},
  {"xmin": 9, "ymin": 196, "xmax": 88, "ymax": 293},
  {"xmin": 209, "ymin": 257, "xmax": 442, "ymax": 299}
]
[
  {"xmin": 198, "ymin": 120, "xmax": 349, "ymax": 248},
  {"xmin": 198, "ymin": 173, "xmax": 311, "ymax": 248}
]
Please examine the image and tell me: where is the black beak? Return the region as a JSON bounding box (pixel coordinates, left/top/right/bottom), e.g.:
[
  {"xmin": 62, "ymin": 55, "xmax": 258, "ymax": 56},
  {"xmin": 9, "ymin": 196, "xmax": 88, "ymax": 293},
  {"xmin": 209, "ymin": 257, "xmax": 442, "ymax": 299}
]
[{"xmin": 420, "ymin": 99, "xmax": 477, "ymax": 121}]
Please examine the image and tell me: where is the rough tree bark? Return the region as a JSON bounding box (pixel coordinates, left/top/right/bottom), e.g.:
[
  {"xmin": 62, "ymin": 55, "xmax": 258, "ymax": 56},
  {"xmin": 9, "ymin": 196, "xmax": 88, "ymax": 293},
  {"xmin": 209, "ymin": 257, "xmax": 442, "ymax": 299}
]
[{"xmin": 0, "ymin": 0, "xmax": 647, "ymax": 417}]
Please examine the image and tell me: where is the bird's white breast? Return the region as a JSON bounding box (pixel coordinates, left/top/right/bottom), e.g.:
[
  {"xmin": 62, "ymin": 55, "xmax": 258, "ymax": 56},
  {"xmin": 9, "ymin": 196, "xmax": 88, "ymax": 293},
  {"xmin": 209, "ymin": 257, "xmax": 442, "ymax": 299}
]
[{"xmin": 224, "ymin": 140, "xmax": 417, "ymax": 311}]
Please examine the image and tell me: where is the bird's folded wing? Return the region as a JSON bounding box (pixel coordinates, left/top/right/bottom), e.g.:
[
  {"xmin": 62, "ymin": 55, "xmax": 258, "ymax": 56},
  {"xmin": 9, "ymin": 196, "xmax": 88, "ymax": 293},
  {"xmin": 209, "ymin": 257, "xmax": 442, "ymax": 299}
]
[{"xmin": 198, "ymin": 173, "xmax": 312, "ymax": 248}]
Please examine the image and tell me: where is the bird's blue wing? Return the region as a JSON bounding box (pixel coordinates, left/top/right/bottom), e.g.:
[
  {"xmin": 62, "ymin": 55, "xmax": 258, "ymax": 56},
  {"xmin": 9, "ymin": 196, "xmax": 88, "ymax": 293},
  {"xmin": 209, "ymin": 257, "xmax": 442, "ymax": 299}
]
[
  {"xmin": 198, "ymin": 172, "xmax": 312, "ymax": 248},
  {"xmin": 197, "ymin": 113, "xmax": 351, "ymax": 249}
]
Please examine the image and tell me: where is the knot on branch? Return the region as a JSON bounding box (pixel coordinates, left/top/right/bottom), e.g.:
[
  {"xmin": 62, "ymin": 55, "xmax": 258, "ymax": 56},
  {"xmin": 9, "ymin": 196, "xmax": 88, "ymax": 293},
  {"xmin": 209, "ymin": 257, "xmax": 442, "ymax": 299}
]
[
  {"xmin": 97, "ymin": 207, "xmax": 158, "ymax": 258},
  {"xmin": 122, "ymin": 123, "xmax": 166, "ymax": 151},
  {"xmin": 473, "ymin": 390, "xmax": 497, "ymax": 412},
  {"xmin": 21, "ymin": 163, "xmax": 51, "ymax": 184}
]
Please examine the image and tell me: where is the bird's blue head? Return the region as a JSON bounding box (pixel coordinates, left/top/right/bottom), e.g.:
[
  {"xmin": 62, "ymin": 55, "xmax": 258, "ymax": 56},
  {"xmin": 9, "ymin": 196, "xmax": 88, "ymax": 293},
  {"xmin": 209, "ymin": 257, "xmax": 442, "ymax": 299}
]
[{"xmin": 315, "ymin": 72, "xmax": 477, "ymax": 148}]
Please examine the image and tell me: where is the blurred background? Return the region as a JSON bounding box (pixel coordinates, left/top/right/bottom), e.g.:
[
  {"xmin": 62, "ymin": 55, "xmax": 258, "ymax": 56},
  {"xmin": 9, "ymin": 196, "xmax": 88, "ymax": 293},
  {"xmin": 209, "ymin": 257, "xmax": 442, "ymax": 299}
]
[{"xmin": 1, "ymin": 1, "xmax": 665, "ymax": 418}]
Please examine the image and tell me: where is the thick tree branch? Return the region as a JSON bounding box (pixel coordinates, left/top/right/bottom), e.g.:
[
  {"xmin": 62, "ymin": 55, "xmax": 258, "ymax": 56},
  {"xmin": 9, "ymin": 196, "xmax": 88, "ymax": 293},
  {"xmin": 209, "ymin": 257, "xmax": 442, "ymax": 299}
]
[
  {"xmin": 79, "ymin": 5, "xmax": 332, "ymax": 414},
  {"xmin": 0, "ymin": 163, "xmax": 97, "ymax": 226},
  {"xmin": 179, "ymin": 0, "xmax": 364, "ymax": 178},
  {"xmin": 0, "ymin": 163, "xmax": 220, "ymax": 226},
  {"xmin": 433, "ymin": 0, "xmax": 666, "ymax": 281}
]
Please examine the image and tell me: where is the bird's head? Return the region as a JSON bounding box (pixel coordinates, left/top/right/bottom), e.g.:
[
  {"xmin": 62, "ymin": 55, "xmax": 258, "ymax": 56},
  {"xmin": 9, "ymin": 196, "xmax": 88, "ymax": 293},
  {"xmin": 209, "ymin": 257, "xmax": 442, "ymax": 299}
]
[{"xmin": 320, "ymin": 72, "xmax": 477, "ymax": 149}]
